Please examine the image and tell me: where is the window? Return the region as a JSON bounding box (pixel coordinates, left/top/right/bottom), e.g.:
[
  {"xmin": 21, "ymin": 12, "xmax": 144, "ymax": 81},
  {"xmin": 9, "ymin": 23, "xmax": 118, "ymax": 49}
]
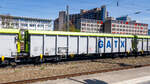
[
  {"xmin": 112, "ymin": 28, "xmax": 115, "ymax": 31},
  {"xmin": 30, "ymin": 24, "xmax": 36, "ymax": 27},
  {"xmin": 21, "ymin": 24, "xmax": 28, "ymax": 27},
  {"xmin": 112, "ymin": 24, "xmax": 115, "ymax": 27},
  {"xmin": 37, "ymin": 24, "xmax": 44, "ymax": 27},
  {"xmin": 117, "ymin": 25, "xmax": 119, "ymax": 27},
  {"xmin": 82, "ymin": 23, "xmax": 86, "ymax": 26},
  {"xmin": 87, "ymin": 24, "xmax": 90, "ymax": 26}
]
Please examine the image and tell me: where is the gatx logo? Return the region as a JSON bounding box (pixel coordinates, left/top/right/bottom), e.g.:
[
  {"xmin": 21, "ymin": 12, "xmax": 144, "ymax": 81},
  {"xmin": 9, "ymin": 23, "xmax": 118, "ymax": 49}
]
[{"xmin": 98, "ymin": 40, "xmax": 125, "ymax": 48}]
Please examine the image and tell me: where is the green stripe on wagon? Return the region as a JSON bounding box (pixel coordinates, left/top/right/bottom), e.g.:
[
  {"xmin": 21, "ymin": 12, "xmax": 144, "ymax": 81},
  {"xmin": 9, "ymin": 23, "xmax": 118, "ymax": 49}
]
[
  {"xmin": 28, "ymin": 30, "xmax": 134, "ymax": 38},
  {"xmin": 136, "ymin": 35, "xmax": 150, "ymax": 39},
  {"xmin": 0, "ymin": 29, "xmax": 20, "ymax": 34}
]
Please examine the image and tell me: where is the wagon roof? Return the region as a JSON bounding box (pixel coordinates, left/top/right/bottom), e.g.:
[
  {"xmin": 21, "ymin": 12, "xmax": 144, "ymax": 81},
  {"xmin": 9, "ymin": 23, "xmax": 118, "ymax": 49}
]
[
  {"xmin": 0, "ymin": 29, "xmax": 20, "ymax": 34},
  {"xmin": 28, "ymin": 30, "xmax": 134, "ymax": 38}
]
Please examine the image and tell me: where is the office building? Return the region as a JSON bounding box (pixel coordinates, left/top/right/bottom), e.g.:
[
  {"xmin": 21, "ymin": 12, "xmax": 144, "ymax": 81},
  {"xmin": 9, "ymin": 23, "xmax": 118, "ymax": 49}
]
[
  {"xmin": 104, "ymin": 20, "xmax": 148, "ymax": 35},
  {"xmin": 54, "ymin": 5, "xmax": 108, "ymax": 32},
  {"xmin": 148, "ymin": 29, "xmax": 150, "ymax": 35},
  {"xmin": 77, "ymin": 18, "xmax": 103, "ymax": 33},
  {"xmin": 116, "ymin": 16, "xmax": 131, "ymax": 22},
  {"xmin": 0, "ymin": 15, "xmax": 52, "ymax": 30}
]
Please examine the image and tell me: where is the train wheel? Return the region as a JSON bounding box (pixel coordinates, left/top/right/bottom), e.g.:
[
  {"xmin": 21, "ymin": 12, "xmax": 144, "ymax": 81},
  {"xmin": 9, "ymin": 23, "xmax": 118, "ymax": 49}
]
[
  {"xmin": 35, "ymin": 57, "xmax": 45, "ymax": 64},
  {"xmin": 2, "ymin": 60, "xmax": 10, "ymax": 65},
  {"xmin": 55, "ymin": 56, "xmax": 61, "ymax": 62},
  {"xmin": 10, "ymin": 62, "xmax": 17, "ymax": 67}
]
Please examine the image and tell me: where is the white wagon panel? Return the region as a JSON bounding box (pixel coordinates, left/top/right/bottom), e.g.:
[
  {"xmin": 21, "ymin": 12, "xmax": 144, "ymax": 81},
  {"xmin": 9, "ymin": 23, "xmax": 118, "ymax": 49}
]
[
  {"xmin": 98, "ymin": 38, "xmax": 104, "ymax": 53},
  {"xmin": 57, "ymin": 36, "xmax": 67, "ymax": 55},
  {"xmin": 148, "ymin": 39, "xmax": 150, "ymax": 51},
  {"xmin": 88, "ymin": 37, "xmax": 96, "ymax": 54},
  {"xmin": 120, "ymin": 38, "xmax": 126, "ymax": 52},
  {"xmin": 126, "ymin": 38, "xmax": 132, "ymax": 52},
  {"xmin": 105, "ymin": 38, "xmax": 112, "ymax": 53},
  {"xmin": 143, "ymin": 39, "xmax": 147, "ymax": 51},
  {"xmin": 44, "ymin": 35, "xmax": 56, "ymax": 56},
  {"xmin": 137, "ymin": 39, "xmax": 143, "ymax": 52},
  {"xmin": 30, "ymin": 35, "xmax": 43, "ymax": 57},
  {"xmin": 68, "ymin": 36, "xmax": 78, "ymax": 54},
  {"xmin": 113, "ymin": 38, "xmax": 119, "ymax": 53},
  {"xmin": 0, "ymin": 34, "xmax": 17, "ymax": 58},
  {"xmin": 79, "ymin": 36, "xmax": 87, "ymax": 54}
]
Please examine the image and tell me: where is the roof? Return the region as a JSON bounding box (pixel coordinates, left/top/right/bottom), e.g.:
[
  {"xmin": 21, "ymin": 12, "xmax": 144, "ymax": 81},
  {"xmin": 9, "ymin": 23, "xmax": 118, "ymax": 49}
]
[
  {"xmin": 110, "ymin": 20, "xmax": 148, "ymax": 26},
  {"xmin": 0, "ymin": 29, "xmax": 20, "ymax": 34},
  {"xmin": 0, "ymin": 15, "xmax": 51, "ymax": 22},
  {"xmin": 28, "ymin": 30, "xmax": 134, "ymax": 38}
]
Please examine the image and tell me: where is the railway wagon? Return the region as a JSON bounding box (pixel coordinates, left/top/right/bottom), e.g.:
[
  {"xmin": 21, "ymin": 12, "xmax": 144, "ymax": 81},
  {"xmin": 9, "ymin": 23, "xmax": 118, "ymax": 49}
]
[
  {"xmin": 24, "ymin": 30, "xmax": 135, "ymax": 61},
  {"xmin": 135, "ymin": 35, "xmax": 150, "ymax": 55},
  {"xmin": 0, "ymin": 29, "xmax": 20, "ymax": 64}
]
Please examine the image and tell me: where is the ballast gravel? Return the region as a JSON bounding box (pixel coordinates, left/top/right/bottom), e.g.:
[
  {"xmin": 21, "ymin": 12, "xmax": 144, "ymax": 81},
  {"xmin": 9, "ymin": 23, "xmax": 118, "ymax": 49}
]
[{"xmin": 0, "ymin": 56, "xmax": 150, "ymax": 83}]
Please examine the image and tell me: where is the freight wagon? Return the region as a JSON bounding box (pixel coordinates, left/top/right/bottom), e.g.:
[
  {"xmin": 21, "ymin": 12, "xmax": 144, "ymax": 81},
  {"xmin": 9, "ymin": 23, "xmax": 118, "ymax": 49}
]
[
  {"xmin": 0, "ymin": 29, "xmax": 21, "ymax": 64},
  {"xmin": 1, "ymin": 29, "xmax": 150, "ymax": 64},
  {"xmin": 24, "ymin": 30, "xmax": 139, "ymax": 62}
]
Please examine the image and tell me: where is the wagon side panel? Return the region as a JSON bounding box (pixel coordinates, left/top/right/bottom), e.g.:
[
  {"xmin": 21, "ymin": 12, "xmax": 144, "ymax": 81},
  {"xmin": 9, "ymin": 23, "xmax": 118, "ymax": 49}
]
[
  {"xmin": 0, "ymin": 34, "xmax": 17, "ymax": 58},
  {"xmin": 137, "ymin": 39, "xmax": 142, "ymax": 52},
  {"xmin": 30, "ymin": 35, "xmax": 43, "ymax": 57},
  {"xmin": 112, "ymin": 38, "xmax": 119, "ymax": 53},
  {"xmin": 120, "ymin": 38, "xmax": 126, "ymax": 52},
  {"xmin": 126, "ymin": 38, "xmax": 133, "ymax": 52},
  {"xmin": 98, "ymin": 37, "xmax": 104, "ymax": 53},
  {"xmin": 143, "ymin": 39, "xmax": 147, "ymax": 51},
  {"xmin": 57, "ymin": 36, "xmax": 67, "ymax": 55},
  {"xmin": 68, "ymin": 36, "xmax": 78, "ymax": 55},
  {"xmin": 105, "ymin": 37, "xmax": 112, "ymax": 53},
  {"xmin": 44, "ymin": 35, "xmax": 56, "ymax": 56},
  {"xmin": 148, "ymin": 39, "xmax": 150, "ymax": 51},
  {"xmin": 88, "ymin": 37, "xmax": 96, "ymax": 54},
  {"xmin": 79, "ymin": 36, "xmax": 88, "ymax": 54}
]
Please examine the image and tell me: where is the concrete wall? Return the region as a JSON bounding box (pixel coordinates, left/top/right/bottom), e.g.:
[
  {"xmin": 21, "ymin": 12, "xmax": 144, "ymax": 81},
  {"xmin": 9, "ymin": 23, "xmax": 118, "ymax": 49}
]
[{"xmin": 104, "ymin": 20, "xmax": 111, "ymax": 33}]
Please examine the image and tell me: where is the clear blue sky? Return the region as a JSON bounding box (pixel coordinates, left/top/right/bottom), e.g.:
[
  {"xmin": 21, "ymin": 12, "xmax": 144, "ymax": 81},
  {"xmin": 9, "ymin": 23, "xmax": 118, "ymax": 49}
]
[{"xmin": 0, "ymin": 0, "xmax": 150, "ymax": 28}]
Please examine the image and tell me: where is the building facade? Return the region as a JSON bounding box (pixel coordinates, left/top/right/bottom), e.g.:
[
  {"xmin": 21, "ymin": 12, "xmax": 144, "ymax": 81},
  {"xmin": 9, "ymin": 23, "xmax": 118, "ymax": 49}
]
[
  {"xmin": 54, "ymin": 5, "xmax": 108, "ymax": 32},
  {"xmin": 80, "ymin": 5, "xmax": 108, "ymax": 21},
  {"xmin": 116, "ymin": 16, "xmax": 131, "ymax": 22},
  {"xmin": 77, "ymin": 18, "xmax": 103, "ymax": 33},
  {"xmin": 148, "ymin": 29, "xmax": 150, "ymax": 35},
  {"xmin": 104, "ymin": 20, "xmax": 148, "ymax": 35},
  {"xmin": 0, "ymin": 15, "xmax": 52, "ymax": 30}
]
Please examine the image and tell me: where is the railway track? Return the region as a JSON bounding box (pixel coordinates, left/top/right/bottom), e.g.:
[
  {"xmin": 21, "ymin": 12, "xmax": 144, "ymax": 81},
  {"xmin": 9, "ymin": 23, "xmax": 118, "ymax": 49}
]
[
  {"xmin": 0, "ymin": 55, "xmax": 147, "ymax": 69},
  {"xmin": 1, "ymin": 56, "xmax": 150, "ymax": 84},
  {"xmin": 0, "ymin": 57, "xmax": 95, "ymax": 69},
  {"xmin": 3, "ymin": 64, "xmax": 150, "ymax": 84}
]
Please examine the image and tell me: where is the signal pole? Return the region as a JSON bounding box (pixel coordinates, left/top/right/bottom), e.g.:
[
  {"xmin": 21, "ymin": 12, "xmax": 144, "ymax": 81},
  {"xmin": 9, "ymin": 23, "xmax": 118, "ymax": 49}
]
[{"xmin": 66, "ymin": 5, "xmax": 69, "ymax": 31}]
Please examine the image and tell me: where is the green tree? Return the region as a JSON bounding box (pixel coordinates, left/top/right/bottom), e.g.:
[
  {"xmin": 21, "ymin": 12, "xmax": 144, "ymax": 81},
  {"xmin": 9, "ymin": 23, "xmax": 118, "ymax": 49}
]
[{"xmin": 69, "ymin": 22, "xmax": 80, "ymax": 32}]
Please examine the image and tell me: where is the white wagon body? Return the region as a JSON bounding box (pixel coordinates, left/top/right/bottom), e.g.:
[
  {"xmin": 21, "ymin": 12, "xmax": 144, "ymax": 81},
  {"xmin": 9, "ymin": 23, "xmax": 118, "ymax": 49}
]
[
  {"xmin": 27, "ymin": 30, "xmax": 135, "ymax": 58},
  {"xmin": 0, "ymin": 29, "xmax": 20, "ymax": 58}
]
